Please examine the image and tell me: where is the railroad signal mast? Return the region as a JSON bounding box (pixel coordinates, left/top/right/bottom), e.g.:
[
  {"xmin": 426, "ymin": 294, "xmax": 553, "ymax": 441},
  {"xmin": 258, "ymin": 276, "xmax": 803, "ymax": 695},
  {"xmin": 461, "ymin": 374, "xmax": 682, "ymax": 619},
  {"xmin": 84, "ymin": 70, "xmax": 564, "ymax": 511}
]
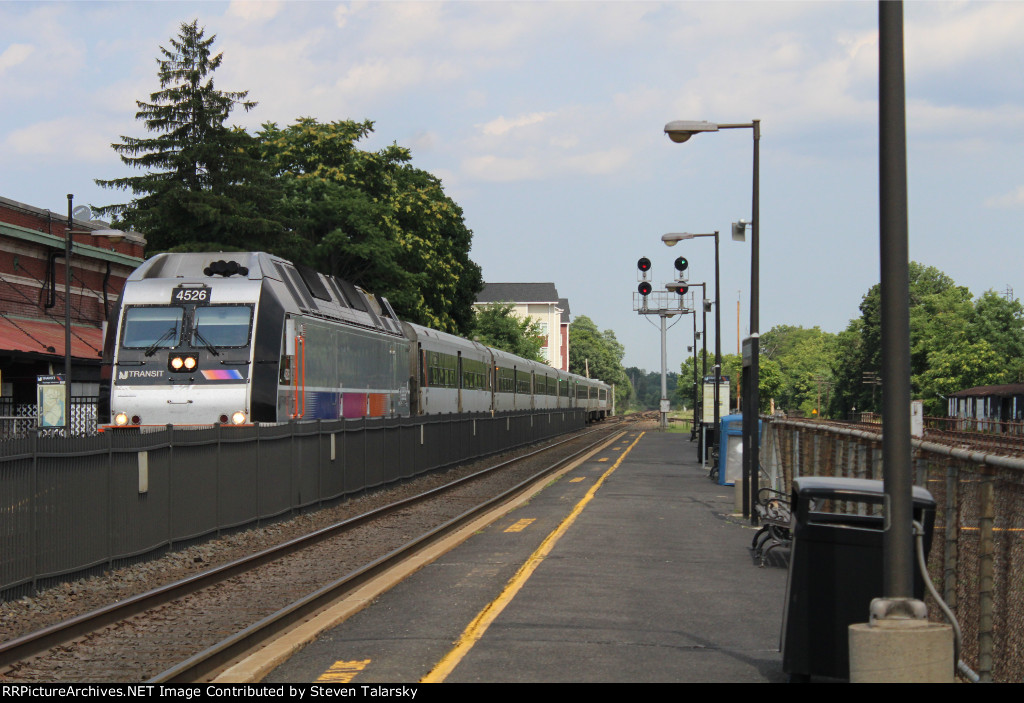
[{"xmin": 634, "ymin": 257, "xmax": 695, "ymax": 431}]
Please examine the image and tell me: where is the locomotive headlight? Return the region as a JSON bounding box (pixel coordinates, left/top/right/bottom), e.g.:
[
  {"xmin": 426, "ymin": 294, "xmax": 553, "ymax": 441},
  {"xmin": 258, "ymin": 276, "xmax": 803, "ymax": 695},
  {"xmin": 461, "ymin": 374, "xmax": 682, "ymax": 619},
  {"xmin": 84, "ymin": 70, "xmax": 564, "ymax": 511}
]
[
  {"xmin": 114, "ymin": 412, "xmax": 129, "ymax": 426},
  {"xmin": 230, "ymin": 411, "xmax": 247, "ymax": 425},
  {"xmin": 168, "ymin": 355, "xmax": 198, "ymax": 372}
]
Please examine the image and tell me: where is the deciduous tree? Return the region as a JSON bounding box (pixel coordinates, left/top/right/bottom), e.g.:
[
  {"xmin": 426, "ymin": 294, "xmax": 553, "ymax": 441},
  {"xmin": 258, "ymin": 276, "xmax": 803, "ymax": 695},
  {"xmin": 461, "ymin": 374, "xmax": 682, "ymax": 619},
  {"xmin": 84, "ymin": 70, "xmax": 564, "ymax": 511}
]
[
  {"xmin": 471, "ymin": 303, "xmax": 544, "ymax": 362},
  {"xmin": 257, "ymin": 118, "xmax": 482, "ymax": 335},
  {"xmin": 569, "ymin": 316, "xmax": 630, "ymax": 408}
]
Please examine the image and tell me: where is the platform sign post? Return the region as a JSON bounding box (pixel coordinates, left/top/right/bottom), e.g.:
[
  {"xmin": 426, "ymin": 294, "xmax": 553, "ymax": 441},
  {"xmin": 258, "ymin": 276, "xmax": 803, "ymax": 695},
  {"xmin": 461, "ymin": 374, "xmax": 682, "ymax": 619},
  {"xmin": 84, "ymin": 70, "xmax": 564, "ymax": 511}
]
[
  {"xmin": 701, "ymin": 375, "xmax": 729, "ymax": 423},
  {"xmin": 37, "ymin": 374, "xmax": 67, "ymax": 429}
]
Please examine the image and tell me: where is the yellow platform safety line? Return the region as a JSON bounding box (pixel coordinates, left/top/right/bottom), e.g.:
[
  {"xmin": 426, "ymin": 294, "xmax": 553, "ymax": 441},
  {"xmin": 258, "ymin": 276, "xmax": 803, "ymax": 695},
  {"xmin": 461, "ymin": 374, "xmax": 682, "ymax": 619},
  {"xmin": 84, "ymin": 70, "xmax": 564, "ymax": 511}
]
[
  {"xmin": 505, "ymin": 518, "xmax": 536, "ymax": 533},
  {"xmin": 421, "ymin": 431, "xmax": 647, "ymax": 683},
  {"xmin": 316, "ymin": 659, "xmax": 371, "ymax": 683}
]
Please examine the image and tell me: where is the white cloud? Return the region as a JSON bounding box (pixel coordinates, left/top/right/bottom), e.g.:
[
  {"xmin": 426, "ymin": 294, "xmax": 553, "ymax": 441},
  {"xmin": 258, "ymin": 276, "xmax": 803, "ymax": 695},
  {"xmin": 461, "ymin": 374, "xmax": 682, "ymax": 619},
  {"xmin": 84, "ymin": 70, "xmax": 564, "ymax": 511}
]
[
  {"xmin": 985, "ymin": 185, "xmax": 1024, "ymax": 209},
  {"xmin": 462, "ymin": 147, "xmax": 632, "ymax": 182},
  {"xmin": 0, "ymin": 44, "xmax": 33, "ymax": 74},
  {"xmin": 907, "ymin": 99, "xmax": 1024, "ymax": 142},
  {"xmin": 906, "ymin": 2, "xmax": 1024, "ymax": 74},
  {"xmin": 333, "ymin": 57, "xmax": 465, "ymax": 104},
  {"xmin": 227, "ymin": 1, "xmax": 285, "ymax": 23},
  {"xmin": 4, "ymin": 117, "xmax": 111, "ymax": 162},
  {"xmin": 463, "ymin": 154, "xmax": 540, "ymax": 182},
  {"xmin": 477, "ymin": 112, "xmax": 556, "ymax": 137}
]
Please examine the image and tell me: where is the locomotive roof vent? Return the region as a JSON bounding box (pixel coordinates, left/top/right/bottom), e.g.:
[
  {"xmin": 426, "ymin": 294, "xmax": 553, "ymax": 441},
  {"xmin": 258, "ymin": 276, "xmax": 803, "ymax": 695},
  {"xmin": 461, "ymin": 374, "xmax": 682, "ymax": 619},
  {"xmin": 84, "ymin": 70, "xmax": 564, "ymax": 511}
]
[{"xmin": 204, "ymin": 260, "xmax": 250, "ymax": 277}]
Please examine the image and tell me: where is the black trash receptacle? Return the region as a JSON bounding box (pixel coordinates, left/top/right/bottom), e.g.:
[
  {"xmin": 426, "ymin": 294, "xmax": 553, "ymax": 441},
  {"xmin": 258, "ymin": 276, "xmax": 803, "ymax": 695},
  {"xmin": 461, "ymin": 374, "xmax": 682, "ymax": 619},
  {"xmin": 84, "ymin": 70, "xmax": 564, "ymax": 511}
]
[{"xmin": 780, "ymin": 477, "xmax": 936, "ymax": 681}]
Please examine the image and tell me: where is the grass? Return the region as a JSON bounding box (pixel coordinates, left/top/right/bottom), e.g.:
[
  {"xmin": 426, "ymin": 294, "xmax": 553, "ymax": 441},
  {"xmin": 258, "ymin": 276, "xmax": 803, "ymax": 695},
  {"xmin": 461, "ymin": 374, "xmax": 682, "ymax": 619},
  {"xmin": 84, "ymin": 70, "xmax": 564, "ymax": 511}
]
[{"xmin": 665, "ymin": 412, "xmax": 692, "ymax": 434}]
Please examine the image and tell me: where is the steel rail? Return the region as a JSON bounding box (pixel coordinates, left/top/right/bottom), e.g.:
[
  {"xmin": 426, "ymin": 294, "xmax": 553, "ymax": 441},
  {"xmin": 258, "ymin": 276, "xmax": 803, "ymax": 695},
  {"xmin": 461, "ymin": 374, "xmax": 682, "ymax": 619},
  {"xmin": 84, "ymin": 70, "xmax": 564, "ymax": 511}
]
[{"xmin": 149, "ymin": 424, "xmax": 625, "ymax": 682}]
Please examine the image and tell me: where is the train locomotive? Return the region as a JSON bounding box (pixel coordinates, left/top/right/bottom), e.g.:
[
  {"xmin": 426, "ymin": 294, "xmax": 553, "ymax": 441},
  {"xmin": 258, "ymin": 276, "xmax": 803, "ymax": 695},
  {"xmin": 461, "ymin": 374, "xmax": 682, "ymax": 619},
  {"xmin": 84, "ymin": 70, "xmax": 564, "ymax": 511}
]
[{"xmin": 101, "ymin": 252, "xmax": 610, "ymax": 427}]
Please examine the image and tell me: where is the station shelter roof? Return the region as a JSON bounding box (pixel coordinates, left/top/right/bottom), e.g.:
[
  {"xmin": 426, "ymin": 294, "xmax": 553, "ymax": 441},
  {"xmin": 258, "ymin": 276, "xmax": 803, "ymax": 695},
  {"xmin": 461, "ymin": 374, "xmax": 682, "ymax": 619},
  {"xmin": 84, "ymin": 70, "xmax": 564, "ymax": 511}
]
[{"xmin": 0, "ymin": 316, "xmax": 103, "ymax": 360}]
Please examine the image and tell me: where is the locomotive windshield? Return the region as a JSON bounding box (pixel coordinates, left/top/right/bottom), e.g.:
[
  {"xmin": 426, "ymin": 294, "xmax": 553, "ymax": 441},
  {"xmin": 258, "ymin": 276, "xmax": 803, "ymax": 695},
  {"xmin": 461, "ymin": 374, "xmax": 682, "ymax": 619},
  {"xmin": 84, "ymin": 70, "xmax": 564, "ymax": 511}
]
[
  {"xmin": 121, "ymin": 307, "xmax": 184, "ymax": 349},
  {"xmin": 192, "ymin": 306, "xmax": 252, "ymax": 348},
  {"xmin": 120, "ymin": 305, "xmax": 253, "ymax": 350}
]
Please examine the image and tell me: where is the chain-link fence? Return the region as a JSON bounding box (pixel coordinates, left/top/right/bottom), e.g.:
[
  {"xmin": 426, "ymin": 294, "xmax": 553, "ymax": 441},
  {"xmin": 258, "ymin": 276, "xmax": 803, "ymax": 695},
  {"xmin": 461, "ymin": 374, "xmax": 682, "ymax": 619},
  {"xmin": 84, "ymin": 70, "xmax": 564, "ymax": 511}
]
[{"xmin": 764, "ymin": 418, "xmax": 1024, "ymax": 682}]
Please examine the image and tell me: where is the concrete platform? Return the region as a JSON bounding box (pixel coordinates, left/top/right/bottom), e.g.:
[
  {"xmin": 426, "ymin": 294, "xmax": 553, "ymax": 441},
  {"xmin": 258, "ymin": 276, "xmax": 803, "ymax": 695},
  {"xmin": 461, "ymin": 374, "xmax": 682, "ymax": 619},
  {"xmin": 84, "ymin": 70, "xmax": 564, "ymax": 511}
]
[{"xmin": 263, "ymin": 428, "xmax": 789, "ymax": 683}]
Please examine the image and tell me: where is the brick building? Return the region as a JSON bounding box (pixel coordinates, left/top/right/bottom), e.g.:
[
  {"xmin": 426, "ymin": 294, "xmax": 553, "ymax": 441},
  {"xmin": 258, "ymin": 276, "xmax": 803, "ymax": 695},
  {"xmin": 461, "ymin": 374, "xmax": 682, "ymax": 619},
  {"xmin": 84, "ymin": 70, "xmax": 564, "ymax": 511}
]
[{"xmin": 0, "ymin": 195, "xmax": 145, "ymax": 415}]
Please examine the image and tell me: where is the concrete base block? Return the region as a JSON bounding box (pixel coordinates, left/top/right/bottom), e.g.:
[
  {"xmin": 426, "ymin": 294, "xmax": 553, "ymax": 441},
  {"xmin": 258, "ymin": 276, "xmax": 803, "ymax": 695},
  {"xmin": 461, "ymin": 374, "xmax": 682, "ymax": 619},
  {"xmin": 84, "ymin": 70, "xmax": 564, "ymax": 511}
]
[{"xmin": 849, "ymin": 620, "xmax": 954, "ymax": 682}]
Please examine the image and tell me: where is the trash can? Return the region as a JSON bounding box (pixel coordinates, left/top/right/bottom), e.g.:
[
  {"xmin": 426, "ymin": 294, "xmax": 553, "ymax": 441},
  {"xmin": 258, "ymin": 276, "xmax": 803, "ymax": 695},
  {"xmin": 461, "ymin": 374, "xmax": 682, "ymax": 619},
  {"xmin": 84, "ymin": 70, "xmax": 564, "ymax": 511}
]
[{"xmin": 780, "ymin": 477, "xmax": 936, "ymax": 681}]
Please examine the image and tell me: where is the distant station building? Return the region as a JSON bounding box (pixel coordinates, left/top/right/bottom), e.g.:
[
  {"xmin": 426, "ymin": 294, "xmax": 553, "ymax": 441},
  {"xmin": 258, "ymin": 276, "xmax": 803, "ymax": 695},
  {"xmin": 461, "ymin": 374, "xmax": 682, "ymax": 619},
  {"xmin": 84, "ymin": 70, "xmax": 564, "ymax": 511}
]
[
  {"xmin": 0, "ymin": 195, "xmax": 145, "ymax": 429},
  {"xmin": 474, "ymin": 283, "xmax": 570, "ymax": 371},
  {"xmin": 947, "ymin": 383, "xmax": 1024, "ymax": 431}
]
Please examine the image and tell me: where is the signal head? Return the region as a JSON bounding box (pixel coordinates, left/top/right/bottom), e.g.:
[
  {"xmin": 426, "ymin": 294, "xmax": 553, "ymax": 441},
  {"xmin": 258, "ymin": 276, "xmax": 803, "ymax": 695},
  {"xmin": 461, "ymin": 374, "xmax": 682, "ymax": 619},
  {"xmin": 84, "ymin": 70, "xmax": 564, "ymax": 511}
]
[
  {"xmin": 638, "ymin": 281, "xmax": 653, "ymax": 296},
  {"xmin": 637, "ymin": 257, "xmax": 652, "ymax": 273},
  {"xmin": 671, "ymin": 284, "xmax": 688, "ymax": 295},
  {"xmin": 674, "ymin": 257, "xmax": 688, "ymax": 272}
]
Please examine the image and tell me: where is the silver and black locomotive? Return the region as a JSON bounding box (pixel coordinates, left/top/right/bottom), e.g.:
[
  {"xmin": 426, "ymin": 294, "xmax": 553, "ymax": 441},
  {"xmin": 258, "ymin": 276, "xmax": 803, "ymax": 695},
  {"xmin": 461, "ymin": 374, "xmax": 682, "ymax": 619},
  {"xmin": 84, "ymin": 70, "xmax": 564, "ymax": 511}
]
[{"xmin": 102, "ymin": 252, "xmax": 610, "ymax": 427}]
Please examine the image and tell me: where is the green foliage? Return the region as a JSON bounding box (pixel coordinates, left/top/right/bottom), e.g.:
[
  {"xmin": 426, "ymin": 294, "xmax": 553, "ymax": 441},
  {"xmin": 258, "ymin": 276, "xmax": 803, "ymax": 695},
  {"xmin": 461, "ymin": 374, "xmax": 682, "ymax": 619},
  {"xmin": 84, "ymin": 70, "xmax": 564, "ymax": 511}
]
[
  {"xmin": 471, "ymin": 303, "xmax": 544, "ymax": 362},
  {"xmin": 95, "ymin": 23, "xmax": 483, "ymax": 335},
  {"xmin": 970, "ymin": 290, "xmax": 1024, "ymax": 363},
  {"xmin": 829, "ymin": 264, "xmax": 1024, "ymax": 418},
  {"xmin": 624, "ymin": 367, "xmax": 679, "ymax": 411},
  {"xmin": 762, "ymin": 325, "xmax": 837, "ymax": 416},
  {"xmin": 916, "ymin": 336, "xmax": 1004, "ymax": 414},
  {"xmin": 569, "ymin": 316, "xmax": 631, "ymax": 408},
  {"xmin": 676, "ymin": 349, "xmax": 781, "ymax": 415},
  {"xmin": 758, "ymin": 356, "xmax": 784, "ymax": 413},
  {"xmin": 94, "ymin": 20, "xmax": 282, "ymax": 252},
  {"xmin": 257, "ymin": 118, "xmax": 482, "ymax": 335},
  {"xmin": 675, "ymin": 349, "xmax": 711, "ymax": 410}
]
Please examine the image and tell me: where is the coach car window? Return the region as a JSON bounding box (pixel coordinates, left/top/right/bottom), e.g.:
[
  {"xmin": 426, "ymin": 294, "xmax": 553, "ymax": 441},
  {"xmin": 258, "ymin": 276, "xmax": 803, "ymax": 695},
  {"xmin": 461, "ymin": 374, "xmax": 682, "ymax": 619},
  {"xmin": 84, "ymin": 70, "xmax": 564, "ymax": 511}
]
[
  {"xmin": 193, "ymin": 306, "xmax": 253, "ymax": 348},
  {"xmin": 122, "ymin": 307, "xmax": 184, "ymax": 349}
]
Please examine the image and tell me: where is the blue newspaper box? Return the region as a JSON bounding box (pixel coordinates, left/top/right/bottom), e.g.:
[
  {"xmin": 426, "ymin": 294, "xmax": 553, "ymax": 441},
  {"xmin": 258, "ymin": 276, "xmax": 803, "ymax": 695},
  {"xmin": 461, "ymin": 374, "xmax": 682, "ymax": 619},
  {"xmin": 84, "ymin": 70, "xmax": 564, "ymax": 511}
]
[{"xmin": 716, "ymin": 413, "xmax": 761, "ymax": 486}]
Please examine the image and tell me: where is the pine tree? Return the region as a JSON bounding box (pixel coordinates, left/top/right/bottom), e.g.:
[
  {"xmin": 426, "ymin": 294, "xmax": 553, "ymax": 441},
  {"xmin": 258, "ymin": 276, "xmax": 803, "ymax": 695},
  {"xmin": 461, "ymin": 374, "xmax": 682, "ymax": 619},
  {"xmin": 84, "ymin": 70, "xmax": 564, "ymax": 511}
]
[{"xmin": 95, "ymin": 20, "xmax": 282, "ymax": 252}]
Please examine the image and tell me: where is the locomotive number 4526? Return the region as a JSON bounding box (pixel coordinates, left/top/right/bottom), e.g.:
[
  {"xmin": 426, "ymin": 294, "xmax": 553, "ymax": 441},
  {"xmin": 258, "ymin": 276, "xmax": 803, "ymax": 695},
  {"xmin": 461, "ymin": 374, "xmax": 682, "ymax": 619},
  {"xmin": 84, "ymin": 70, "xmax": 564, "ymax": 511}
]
[{"xmin": 171, "ymin": 287, "xmax": 210, "ymax": 304}]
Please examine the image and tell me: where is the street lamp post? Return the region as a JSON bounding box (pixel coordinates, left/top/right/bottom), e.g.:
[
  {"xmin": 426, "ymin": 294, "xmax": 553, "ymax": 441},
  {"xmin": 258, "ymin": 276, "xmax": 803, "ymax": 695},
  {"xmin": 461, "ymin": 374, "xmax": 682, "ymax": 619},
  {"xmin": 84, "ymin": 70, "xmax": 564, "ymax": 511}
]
[
  {"xmin": 687, "ymin": 283, "xmax": 708, "ymax": 444},
  {"xmin": 665, "ymin": 120, "xmax": 760, "ymax": 521},
  {"xmin": 64, "ymin": 194, "xmax": 140, "ymax": 435},
  {"xmin": 662, "ymin": 232, "xmax": 721, "ymax": 463}
]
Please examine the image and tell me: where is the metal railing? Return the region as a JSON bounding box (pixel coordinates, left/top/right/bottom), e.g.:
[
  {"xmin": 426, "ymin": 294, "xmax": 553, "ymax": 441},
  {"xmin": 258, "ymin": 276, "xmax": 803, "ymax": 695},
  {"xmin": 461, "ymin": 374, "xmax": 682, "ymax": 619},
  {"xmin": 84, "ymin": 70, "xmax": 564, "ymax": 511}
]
[
  {"xmin": 926, "ymin": 415, "xmax": 1024, "ymax": 437},
  {"xmin": 762, "ymin": 417, "xmax": 1024, "ymax": 683},
  {"xmin": 0, "ymin": 397, "xmax": 98, "ymax": 439}
]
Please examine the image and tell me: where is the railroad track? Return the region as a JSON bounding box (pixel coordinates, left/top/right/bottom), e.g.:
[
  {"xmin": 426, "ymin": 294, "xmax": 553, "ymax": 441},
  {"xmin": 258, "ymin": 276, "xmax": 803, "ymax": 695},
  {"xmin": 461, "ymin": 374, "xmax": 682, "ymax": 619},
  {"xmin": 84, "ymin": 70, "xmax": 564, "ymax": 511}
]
[{"xmin": 0, "ymin": 420, "xmax": 630, "ymax": 683}]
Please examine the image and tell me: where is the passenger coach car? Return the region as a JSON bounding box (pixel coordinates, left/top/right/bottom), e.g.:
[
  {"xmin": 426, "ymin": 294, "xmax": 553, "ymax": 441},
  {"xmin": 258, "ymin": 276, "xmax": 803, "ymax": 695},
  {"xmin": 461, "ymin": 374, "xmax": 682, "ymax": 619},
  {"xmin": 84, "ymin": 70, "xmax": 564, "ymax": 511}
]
[{"xmin": 102, "ymin": 252, "xmax": 610, "ymax": 427}]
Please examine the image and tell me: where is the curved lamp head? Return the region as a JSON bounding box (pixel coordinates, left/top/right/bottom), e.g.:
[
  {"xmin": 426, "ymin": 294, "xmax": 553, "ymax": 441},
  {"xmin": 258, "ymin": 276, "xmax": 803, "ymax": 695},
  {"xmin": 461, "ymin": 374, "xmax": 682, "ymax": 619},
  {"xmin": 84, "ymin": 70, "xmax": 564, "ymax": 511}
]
[
  {"xmin": 662, "ymin": 232, "xmax": 696, "ymax": 247},
  {"xmin": 664, "ymin": 120, "xmax": 719, "ymax": 143},
  {"xmin": 85, "ymin": 228, "xmax": 147, "ymax": 245}
]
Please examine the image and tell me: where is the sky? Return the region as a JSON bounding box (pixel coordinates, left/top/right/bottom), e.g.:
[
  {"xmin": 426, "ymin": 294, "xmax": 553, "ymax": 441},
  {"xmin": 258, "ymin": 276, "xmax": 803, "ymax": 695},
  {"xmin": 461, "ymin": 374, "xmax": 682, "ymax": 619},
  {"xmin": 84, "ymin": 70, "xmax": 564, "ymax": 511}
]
[{"xmin": 2, "ymin": 0, "xmax": 1022, "ymax": 374}]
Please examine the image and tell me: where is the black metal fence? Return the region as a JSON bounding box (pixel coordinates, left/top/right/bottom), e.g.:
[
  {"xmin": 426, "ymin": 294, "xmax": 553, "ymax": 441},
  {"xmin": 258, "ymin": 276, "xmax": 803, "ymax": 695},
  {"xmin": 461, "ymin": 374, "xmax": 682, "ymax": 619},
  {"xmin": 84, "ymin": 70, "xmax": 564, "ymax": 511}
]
[{"xmin": 0, "ymin": 409, "xmax": 586, "ymax": 601}]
